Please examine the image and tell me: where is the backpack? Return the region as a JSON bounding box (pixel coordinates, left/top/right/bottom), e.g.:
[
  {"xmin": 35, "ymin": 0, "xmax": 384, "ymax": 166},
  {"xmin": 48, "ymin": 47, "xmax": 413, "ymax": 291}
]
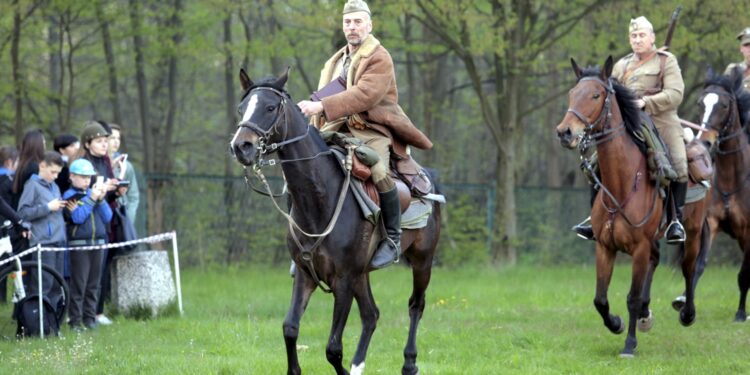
[{"xmin": 14, "ymin": 294, "xmax": 62, "ymax": 338}]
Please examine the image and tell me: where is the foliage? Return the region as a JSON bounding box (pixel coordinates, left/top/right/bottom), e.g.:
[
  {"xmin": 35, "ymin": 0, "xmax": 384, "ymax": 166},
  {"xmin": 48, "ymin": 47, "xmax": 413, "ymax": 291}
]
[{"xmin": 1, "ymin": 0, "xmax": 749, "ymax": 265}]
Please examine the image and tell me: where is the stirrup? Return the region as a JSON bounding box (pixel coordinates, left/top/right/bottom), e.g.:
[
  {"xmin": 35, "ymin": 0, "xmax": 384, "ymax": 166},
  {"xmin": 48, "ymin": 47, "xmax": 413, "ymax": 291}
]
[
  {"xmin": 571, "ymin": 216, "xmax": 594, "ymax": 241},
  {"xmin": 666, "ymin": 220, "xmax": 686, "ymax": 244}
]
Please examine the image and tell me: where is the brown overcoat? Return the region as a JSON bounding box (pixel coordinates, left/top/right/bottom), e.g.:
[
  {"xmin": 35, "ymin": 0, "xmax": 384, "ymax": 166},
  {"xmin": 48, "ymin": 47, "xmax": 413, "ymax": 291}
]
[{"xmin": 316, "ymin": 35, "xmax": 432, "ymax": 150}]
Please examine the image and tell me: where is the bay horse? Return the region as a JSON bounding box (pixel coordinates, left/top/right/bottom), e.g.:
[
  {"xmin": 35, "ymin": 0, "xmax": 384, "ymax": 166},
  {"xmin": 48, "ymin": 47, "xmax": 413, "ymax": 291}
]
[
  {"xmin": 695, "ymin": 68, "xmax": 750, "ymax": 321},
  {"xmin": 556, "ymin": 56, "xmax": 702, "ymax": 357},
  {"xmin": 230, "ymin": 69, "xmax": 441, "ymax": 375}
]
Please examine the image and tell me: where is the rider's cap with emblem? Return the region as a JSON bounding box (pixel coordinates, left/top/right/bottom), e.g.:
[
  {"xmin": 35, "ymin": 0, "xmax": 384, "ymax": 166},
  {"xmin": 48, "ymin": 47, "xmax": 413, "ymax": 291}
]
[
  {"xmin": 629, "ymin": 16, "xmax": 653, "ymax": 34},
  {"xmin": 343, "ymin": 0, "xmax": 370, "ymax": 15},
  {"xmin": 737, "ymin": 27, "xmax": 750, "ymax": 45}
]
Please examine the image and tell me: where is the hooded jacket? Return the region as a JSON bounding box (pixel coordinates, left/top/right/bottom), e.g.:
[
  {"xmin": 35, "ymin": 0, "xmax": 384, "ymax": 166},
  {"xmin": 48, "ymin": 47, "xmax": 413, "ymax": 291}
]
[{"xmin": 17, "ymin": 175, "xmax": 66, "ymax": 246}]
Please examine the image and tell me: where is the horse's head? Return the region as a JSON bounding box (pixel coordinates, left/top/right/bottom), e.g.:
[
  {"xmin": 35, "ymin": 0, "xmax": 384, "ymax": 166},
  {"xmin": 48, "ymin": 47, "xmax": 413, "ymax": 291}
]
[
  {"xmin": 231, "ymin": 68, "xmax": 292, "ymax": 166},
  {"xmin": 697, "ymin": 67, "xmax": 747, "ymax": 148},
  {"xmin": 556, "ymin": 56, "xmax": 615, "ymax": 149}
]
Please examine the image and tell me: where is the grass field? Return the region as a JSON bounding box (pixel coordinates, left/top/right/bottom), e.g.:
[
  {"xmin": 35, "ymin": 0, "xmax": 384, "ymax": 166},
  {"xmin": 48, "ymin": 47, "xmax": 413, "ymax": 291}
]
[{"xmin": 2, "ymin": 264, "xmax": 750, "ymax": 374}]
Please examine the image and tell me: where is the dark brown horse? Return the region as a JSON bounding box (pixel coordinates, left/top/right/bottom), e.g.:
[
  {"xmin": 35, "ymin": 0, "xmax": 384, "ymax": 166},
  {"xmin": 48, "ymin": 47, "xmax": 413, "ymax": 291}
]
[
  {"xmin": 230, "ymin": 69, "xmax": 441, "ymax": 375},
  {"xmin": 556, "ymin": 57, "xmax": 704, "ymax": 357},
  {"xmin": 695, "ymin": 68, "xmax": 750, "ymax": 322}
]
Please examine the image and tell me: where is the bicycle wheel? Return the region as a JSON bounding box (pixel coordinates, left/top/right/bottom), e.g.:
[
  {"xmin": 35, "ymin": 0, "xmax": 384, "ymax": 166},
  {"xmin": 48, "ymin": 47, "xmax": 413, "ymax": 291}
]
[{"xmin": 0, "ymin": 260, "xmax": 69, "ymax": 339}]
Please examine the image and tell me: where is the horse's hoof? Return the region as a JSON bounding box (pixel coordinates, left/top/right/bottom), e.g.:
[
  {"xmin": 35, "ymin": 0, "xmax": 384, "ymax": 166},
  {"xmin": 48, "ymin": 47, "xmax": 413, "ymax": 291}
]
[
  {"xmin": 637, "ymin": 310, "xmax": 654, "ymax": 332},
  {"xmin": 350, "ymin": 362, "xmax": 365, "ymax": 375},
  {"xmin": 734, "ymin": 311, "xmax": 747, "ymax": 322},
  {"xmin": 671, "ymin": 295, "xmax": 686, "ymax": 312},
  {"xmin": 401, "ymin": 365, "xmax": 419, "ymax": 375},
  {"xmin": 679, "ymin": 309, "xmax": 696, "ymax": 327},
  {"xmin": 611, "ymin": 315, "xmax": 625, "ymax": 334}
]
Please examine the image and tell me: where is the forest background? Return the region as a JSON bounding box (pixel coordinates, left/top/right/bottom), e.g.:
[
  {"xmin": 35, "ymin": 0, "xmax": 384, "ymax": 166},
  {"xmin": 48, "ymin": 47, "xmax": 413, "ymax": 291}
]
[{"xmin": 1, "ymin": 0, "xmax": 747, "ymax": 267}]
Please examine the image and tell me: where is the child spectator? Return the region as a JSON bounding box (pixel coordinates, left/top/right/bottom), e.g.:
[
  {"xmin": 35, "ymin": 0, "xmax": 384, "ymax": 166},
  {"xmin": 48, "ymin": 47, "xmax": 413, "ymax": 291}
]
[
  {"xmin": 53, "ymin": 134, "xmax": 80, "ymax": 194},
  {"xmin": 16, "ymin": 151, "xmax": 67, "ymax": 306},
  {"xmin": 63, "ymin": 158, "xmax": 112, "ymax": 331}
]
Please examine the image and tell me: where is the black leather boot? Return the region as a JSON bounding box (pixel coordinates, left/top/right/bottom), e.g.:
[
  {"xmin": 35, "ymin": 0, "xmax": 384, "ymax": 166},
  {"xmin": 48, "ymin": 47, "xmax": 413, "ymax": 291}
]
[
  {"xmin": 666, "ymin": 181, "xmax": 687, "ymax": 244},
  {"xmin": 572, "ymin": 216, "xmax": 595, "ymax": 240},
  {"xmin": 371, "ymin": 187, "xmax": 402, "ymax": 269}
]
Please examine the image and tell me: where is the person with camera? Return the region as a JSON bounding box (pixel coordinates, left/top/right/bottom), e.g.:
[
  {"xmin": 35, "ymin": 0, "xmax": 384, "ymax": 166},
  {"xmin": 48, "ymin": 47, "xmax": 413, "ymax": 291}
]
[{"xmin": 62, "ymin": 158, "xmax": 112, "ymax": 331}]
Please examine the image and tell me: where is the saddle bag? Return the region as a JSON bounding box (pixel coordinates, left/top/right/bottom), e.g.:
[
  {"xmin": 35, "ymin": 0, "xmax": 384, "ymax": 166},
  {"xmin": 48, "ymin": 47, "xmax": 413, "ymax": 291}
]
[
  {"xmin": 391, "ymin": 157, "xmax": 432, "ymax": 197},
  {"xmin": 686, "ymin": 140, "xmax": 713, "ymax": 183}
]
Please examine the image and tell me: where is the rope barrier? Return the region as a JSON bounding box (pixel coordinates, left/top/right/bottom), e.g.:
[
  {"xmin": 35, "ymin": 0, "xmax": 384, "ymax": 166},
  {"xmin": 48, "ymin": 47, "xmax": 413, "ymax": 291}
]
[{"xmin": 0, "ymin": 231, "xmax": 176, "ymax": 267}]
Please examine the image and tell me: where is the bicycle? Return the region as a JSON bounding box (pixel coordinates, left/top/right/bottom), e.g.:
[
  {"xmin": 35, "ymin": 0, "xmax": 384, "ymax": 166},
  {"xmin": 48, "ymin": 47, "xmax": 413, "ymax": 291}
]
[{"xmin": 0, "ymin": 221, "xmax": 69, "ymax": 339}]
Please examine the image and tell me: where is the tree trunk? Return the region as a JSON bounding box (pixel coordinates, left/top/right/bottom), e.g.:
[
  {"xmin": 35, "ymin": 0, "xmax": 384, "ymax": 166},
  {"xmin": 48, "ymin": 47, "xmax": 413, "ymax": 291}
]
[
  {"xmin": 222, "ymin": 12, "xmax": 243, "ymax": 264},
  {"xmin": 129, "ymin": 0, "xmax": 157, "ymax": 233},
  {"xmin": 96, "ymin": 0, "xmax": 122, "ymax": 126},
  {"xmin": 47, "ymin": 15, "xmax": 62, "ymax": 134},
  {"xmin": 11, "ymin": 0, "xmax": 23, "ymax": 144}
]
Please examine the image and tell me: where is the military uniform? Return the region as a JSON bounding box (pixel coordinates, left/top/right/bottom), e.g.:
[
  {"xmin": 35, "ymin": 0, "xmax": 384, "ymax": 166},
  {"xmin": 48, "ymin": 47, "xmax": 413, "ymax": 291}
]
[
  {"xmin": 724, "ymin": 27, "xmax": 750, "ymax": 90},
  {"xmin": 612, "ymin": 49, "xmax": 687, "ymax": 182}
]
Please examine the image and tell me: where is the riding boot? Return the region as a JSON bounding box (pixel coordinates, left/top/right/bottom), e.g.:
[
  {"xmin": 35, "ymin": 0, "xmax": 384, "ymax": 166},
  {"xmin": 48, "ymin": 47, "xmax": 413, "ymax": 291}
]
[
  {"xmin": 571, "ymin": 184, "xmax": 598, "ymax": 241},
  {"xmin": 666, "ymin": 181, "xmax": 687, "ymax": 244},
  {"xmin": 572, "ymin": 216, "xmax": 595, "ymax": 240},
  {"xmin": 371, "ymin": 187, "xmax": 402, "ymax": 269}
]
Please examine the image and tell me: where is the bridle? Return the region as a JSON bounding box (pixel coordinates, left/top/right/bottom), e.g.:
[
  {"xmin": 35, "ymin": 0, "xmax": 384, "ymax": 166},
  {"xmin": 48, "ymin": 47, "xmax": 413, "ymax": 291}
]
[
  {"xmin": 700, "ymin": 88, "xmax": 744, "ymax": 156},
  {"xmin": 567, "ymin": 76, "xmax": 625, "ymax": 150},
  {"xmin": 700, "ymin": 87, "xmax": 750, "ymax": 210},
  {"xmin": 236, "ymin": 86, "xmax": 315, "ymax": 166},
  {"xmin": 234, "ymin": 85, "xmax": 353, "ymax": 293},
  {"xmin": 569, "ymin": 76, "xmax": 659, "ymax": 230}
]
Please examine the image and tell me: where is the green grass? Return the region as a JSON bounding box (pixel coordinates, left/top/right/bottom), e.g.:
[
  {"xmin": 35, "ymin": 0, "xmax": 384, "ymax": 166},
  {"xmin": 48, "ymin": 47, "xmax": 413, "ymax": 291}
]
[{"xmin": 2, "ymin": 264, "xmax": 750, "ymax": 374}]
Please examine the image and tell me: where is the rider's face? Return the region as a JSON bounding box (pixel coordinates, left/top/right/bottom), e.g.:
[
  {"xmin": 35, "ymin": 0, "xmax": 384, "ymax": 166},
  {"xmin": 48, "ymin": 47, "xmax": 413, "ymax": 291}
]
[
  {"xmin": 741, "ymin": 43, "xmax": 750, "ymax": 64},
  {"xmin": 629, "ymin": 30, "xmax": 655, "ymax": 55},
  {"xmin": 342, "ymin": 12, "xmax": 372, "ymax": 48}
]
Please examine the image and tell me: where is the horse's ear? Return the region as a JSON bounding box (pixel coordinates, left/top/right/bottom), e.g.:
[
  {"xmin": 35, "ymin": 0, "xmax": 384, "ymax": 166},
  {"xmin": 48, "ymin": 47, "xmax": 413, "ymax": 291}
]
[
  {"xmin": 571, "ymin": 58, "xmax": 582, "ymax": 79},
  {"xmin": 601, "ymin": 56, "xmax": 614, "ymax": 80},
  {"xmin": 706, "ymin": 66, "xmax": 715, "ymax": 81},
  {"xmin": 239, "ymin": 69, "xmax": 253, "ymax": 91},
  {"xmin": 274, "ymin": 66, "xmax": 291, "ymax": 88}
]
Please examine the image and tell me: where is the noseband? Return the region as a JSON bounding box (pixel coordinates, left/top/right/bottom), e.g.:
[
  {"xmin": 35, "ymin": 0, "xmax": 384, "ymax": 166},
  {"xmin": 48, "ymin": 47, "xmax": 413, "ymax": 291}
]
[
  {"xmin": 701, "ymin": 89, "xmax": 743, "ymax": 155},
  {"xmin": 567, "ymin": 76, "xmax": 625, "ymax": 151},
  {"xmin": 236, "ymin": 86, "xmax": 311, "ymax": 163}
]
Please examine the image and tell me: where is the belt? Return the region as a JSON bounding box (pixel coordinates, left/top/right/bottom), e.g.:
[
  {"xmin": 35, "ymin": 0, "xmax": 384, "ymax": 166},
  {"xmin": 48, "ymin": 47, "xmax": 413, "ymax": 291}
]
[{"xmin": 68, "ymin": 239, "xmax": 106, "ymax": 246}]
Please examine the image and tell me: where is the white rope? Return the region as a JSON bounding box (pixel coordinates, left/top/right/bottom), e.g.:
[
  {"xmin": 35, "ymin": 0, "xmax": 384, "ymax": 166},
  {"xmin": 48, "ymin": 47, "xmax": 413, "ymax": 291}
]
[{"xmin": 0, "ymin": 232, "xmax": 176, "ymax": 267}]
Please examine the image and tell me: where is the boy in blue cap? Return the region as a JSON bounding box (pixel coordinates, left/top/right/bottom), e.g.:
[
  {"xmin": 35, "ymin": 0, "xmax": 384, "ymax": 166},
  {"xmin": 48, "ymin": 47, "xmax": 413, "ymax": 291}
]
[{"xmin": 62, "ymin": 158, "xmax": 112, "ymax": 331}]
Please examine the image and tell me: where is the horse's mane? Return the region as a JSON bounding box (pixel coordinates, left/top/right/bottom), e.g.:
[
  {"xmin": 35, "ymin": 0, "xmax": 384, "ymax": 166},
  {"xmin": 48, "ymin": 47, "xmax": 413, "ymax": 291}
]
[
  {"xmin": 579, "ymin": 67, "xmax": 645, "ymax": 150},
  {"xmin": 705, "ymin": 68, "xmax": 750, "ymax": 128}
]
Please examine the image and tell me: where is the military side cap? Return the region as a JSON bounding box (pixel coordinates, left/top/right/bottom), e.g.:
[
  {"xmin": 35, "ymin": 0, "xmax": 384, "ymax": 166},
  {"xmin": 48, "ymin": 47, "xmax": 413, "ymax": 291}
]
[
  {"xmin": 343, "ymin": 0, "xmax": 370, "ymax": 15},
  {"xmin": 629, "ymin": 16, "xmax": 653, "ymax": 33},
  {"xmin": 737, "ymin": 27, "xmax": 750, "ymax": 45}
]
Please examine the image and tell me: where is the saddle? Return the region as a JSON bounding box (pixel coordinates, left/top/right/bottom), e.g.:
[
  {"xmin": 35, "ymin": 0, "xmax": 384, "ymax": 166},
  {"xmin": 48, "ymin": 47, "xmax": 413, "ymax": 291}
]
[{"xmin": 324, "ymin": 133, "xmax": 433, "ymax": 212}]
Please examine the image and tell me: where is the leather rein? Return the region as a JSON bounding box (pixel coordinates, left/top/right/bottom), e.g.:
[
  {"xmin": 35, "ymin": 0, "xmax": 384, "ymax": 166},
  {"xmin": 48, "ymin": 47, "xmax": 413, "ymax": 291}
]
[
  {"xmin": 570, "ymin": 76, "xmax": 660, "ymax": 230},
  {"xmin": 237, "ymin": 86, "xmax": 353, "ymax": 293},
  {"xmin": 701, "ymin": 88, "xmax": 750, "ymax": 210}
]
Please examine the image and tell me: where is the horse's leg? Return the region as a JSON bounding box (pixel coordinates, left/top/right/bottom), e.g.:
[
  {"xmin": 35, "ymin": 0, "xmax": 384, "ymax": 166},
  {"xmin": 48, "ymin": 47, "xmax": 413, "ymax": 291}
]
[
  {"xmin": 401, "ymin": 256, "xmax": 432, "ymax": 375},
  {"xmin": 637, "ymin": 241, "xmax": 659, "ymax": 332},
  {"xmin": 349, "ymin": 274, "xmax": 379, "ymax": 375},
  {"xmin": 284, "ymin": 269, "xmax": 318, "ymax": 375},
  {"xmin": 679, "ymin": 223, "xmax": 704, "ymax": 327},
  {"xmin": 327, "ymin": 277, "xmax": 355, "ymax": 375},
  {"xmin": 622, "ymin": 244, "xmax": 651, "ymax": 357},
  {"xmin": 734, "ymin": 236, "xmax": 750, "ymax": 322},
  {"xmin": 593, "ymin": 243, "xmax": 623, "ymax": 335}
]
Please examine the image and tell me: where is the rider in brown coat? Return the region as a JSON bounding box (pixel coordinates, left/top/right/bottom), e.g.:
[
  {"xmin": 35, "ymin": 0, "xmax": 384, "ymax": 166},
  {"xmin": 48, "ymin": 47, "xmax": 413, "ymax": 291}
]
[
  {"xmin": 724, "ymin": 27, "xmax": 750, "ymax": 90},
  {"xmin": 297, "ymin": 0, "xmax": 431, "ymax": 269}
]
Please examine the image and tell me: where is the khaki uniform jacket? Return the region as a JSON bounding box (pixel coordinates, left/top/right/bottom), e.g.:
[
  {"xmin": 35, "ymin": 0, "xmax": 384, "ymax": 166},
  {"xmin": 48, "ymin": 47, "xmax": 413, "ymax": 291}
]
[
  {"xmin": 724, "ymin": 62, "xmax": 750, "ymax": 90},
  {"xmin": 612, "ymin": 49, "xmax": 688, "ymax": 181},
  {"xmin": 315, "ymin": 35, "xmax": 432, "ymax": 150},
  {"xmin": 612, "ymin": 50, "xmax": 684, "ymax": 131}
]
